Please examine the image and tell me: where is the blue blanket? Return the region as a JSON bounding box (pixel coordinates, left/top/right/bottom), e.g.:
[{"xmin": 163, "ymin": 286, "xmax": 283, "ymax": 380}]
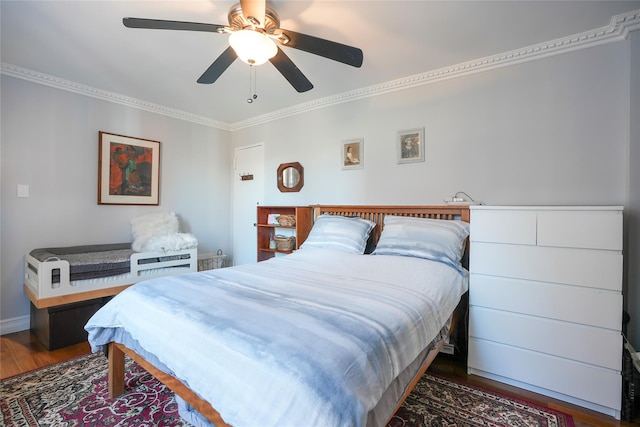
[{"xmin": 86, "ymin": 247, "xmax": 468, "ymax": 427}]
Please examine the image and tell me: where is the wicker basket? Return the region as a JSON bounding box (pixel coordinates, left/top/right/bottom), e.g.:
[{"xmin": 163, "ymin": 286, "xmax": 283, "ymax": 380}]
[
  {"xmin": 274, "ymin": 235, "xmax": 295, "ymax": 251},
  {"xmin": 276, "ymin": 215, "xmax": 296, "ymax": 227},
  {"xmin": 197, "ymin": 249, "xmax": 226, "ymax": 271}
]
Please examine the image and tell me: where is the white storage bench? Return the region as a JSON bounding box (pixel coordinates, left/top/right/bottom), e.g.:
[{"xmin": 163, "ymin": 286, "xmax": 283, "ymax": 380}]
[
  {"xmin": 25, "ymin": 243, "xmax": 197, "ymax": 307},
  {"xmin": 24, "ymin": 243, "xmax": 197, "ymax": 349}
]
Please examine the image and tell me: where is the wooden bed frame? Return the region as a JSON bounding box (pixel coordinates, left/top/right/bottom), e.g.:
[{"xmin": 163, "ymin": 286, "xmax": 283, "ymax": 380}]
[{"xmin": 107, "ymin": 205, "xmax": 470, "ymax": 427}]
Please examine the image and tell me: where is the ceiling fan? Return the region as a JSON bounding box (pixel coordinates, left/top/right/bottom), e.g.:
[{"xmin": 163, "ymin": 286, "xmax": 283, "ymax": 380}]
[{"xmin": 123, "ymin": 0, "xmax": 363, "ymax": 93}]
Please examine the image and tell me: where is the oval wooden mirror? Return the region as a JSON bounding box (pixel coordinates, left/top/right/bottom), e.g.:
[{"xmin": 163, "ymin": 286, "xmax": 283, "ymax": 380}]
[{"xmin": 277, "ymin": 162, "xmax": 304, "ymax": 192}]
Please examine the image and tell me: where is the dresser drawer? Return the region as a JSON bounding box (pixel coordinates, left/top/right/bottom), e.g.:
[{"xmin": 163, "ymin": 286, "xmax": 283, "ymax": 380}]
[
  {"xmin": 469, "ymin": 274, "xmax": 622, "ymax": 330},
  {"xmin": 468, "ymin": 338, "xmax": 622, "ymax": 411},
  {"xmin": 537, "ymin": 210, "xmax": 623, "ymax": 250},
  {"xmin": 470, "ymin": 242, "xmax": 622, "ymax": 291},
  {"xmin": 470, "ymin": 210, "xmax": 536, "ymax": 244},
  {"xmin": 469, "ymin": 306, "xmax": 622, "ymax": 369}
]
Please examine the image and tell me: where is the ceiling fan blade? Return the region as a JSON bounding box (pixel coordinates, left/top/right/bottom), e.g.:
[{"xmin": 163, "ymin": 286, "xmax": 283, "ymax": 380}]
[
  {"xmin": 197, "ymin": 47, "xmax": 238, "ymax": 84},
  {"xmin": 270, "ymin": 48, "xmax": 313, "ymax": 93},
  {"xmin": 278, "ymin": 29, "xmax": 363, "ymax": 68},
  {"xmin": 123, "ymin": 17, "xmax": 225, "ymax": 33},
  {"xmin": 239, "ymin": 0, "xmax": 266, "ymax": 27}
]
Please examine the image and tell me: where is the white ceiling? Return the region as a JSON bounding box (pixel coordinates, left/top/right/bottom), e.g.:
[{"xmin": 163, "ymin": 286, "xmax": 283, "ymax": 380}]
[{"xmin": 2, "ymin": 1, "xmax": 639, "ymax": 127}]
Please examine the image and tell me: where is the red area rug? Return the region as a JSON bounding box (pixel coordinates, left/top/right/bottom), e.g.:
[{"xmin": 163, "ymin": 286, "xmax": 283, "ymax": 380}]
[
  {"xmin": 389, "ymin": 372, "xmax": 575, "ymax": 427},
  {"xmin": 1, "ymin": 352, "xmax": 574, "ymax": 426}
]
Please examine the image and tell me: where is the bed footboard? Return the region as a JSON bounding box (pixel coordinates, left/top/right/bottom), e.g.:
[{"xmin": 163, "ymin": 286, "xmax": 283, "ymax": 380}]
[
  {"xmin": 107, "ymin": 342, "xmax": 232, "ymax": 427},
  {"xmin": 107, "ymin": 338, "xmax": 445, "ymax": 427}
]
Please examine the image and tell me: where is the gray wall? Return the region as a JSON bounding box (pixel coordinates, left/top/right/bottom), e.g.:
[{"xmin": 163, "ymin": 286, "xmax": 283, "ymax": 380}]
[
  {"xmin": 232, "ymin": 39, "xmax": 635, "ymax": 342},
  {"xmin": 1, "ymin": 76, "xmax": 233, "ymax": 331},
  {"xmin": 234, "ymin": 41, "xmax": 628, "ymax": 207}
]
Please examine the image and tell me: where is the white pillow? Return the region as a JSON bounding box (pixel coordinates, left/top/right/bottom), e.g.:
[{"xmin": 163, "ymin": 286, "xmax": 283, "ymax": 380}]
[
  {"xmin": 142, "ymin": 232, "xmax": 198, "ymax": 253},
  {"xmin": 301, "ymin": 214, "xmax": 376, "ymax": 254},
  {"xmin": 131, "ymin": 212, "xmax": 179, "ymax": 252},
  {"xmin": 372, "ymin": 216, "xmax": 469, "ymax": 271}
]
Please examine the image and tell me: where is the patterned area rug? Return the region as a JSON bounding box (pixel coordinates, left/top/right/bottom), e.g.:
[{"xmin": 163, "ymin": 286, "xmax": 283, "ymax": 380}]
[
  {"xmin": 389, "ymin": 374, "xmax": 575, "ymax": 427},
  {"xmin": 1, "ymin": 353, "xmax": 574, "ymax": 426}
]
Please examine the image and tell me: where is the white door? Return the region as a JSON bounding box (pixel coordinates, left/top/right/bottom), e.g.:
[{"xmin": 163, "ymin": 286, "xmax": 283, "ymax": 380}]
[{"xmin": 233, "ymin": 144, "xmax": 264, "ymax": 265}]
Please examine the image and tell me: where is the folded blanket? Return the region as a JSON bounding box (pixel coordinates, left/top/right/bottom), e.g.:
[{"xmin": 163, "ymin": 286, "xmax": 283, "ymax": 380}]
[{"xmin": 30, "ymin": 244, "xmax": 133, "ymax": 281}]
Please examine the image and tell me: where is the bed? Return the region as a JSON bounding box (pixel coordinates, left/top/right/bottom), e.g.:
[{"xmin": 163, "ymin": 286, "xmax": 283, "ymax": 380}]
[
  {"xmin": 86, "ymin": 205, "xmax": 470, "ymax": 427},
  {"xmin": 24, "ymin": 244, "xmax": 197, "ymax": 309}
]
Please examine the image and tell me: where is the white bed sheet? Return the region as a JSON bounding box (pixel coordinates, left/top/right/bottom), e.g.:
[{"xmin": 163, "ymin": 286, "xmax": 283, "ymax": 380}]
[{"xmin": 86, "ymin": 247, "xmax": 468, "ymax": 427}]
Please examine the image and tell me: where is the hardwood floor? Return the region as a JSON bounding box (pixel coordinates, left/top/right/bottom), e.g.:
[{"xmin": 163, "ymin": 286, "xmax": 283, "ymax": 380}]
[
  {"xmin": 1, "ymin": 330, "xmax": 638, "ymax": 427},
  {"xmin": 1, "ymin": 329, "xmax": 90, "ymax": 380}
]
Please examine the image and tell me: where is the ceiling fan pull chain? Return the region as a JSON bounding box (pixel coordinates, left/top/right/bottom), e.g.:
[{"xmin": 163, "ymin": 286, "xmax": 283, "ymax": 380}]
[
  {"xmin": 247, "ymin": 66, "xmax": 252, "ymax": 103},
  {"xmin": 252, "ymin": 67, "xmax": 258, "ymax": 99},
  {"xmin": 253, "ymin": 66, "xmax": 258, "ymax": 101},
  {"xmin": 247, "ymin": 65, "xmax": 258, "ymax": 103}
]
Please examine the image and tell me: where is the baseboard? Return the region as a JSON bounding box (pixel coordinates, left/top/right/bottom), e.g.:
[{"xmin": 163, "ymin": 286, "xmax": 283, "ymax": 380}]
[{"xmin": 0, "ymin": 315, "xmax": 30, "ymax": 335}]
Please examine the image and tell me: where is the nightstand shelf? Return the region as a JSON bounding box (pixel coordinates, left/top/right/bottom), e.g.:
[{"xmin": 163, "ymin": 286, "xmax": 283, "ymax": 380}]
[{"xmin": 256, "ymin": 206, "xmax": 313, "ymax": 261}]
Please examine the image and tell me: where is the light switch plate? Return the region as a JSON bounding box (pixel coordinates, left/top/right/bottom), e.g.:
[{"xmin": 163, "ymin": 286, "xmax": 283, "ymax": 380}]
[{"xmin": 17, "ymin": 184, "xmax": 29, "ymax": 198}]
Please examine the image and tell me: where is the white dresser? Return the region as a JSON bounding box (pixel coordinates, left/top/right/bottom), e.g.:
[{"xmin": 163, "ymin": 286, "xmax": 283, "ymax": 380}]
[{"xmin": 467, "ymin": 205, "xmax": 623, "ymax": 419}]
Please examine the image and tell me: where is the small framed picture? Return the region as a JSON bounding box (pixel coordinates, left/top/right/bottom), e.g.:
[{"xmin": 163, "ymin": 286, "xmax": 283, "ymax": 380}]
[
  {"xmin": 98, "ymin": 131, "xmax": 161, "ymax": 205},
  {"xmin": 397, "ymin": 127, "xmax": 425, "ymax": 164},
  {"xmin": 342, "ymin": 138, "xmax": 363, "ymax": 170}
]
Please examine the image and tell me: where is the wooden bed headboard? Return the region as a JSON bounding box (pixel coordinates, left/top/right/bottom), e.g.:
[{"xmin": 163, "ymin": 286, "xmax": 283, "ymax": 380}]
[
  {"xmin": 312, "ymin": 205, "xmax": 472, "ymax": 345},
  {"xmin": 312, "ymin": 205, "xmax": 471, "ymax": 249}
]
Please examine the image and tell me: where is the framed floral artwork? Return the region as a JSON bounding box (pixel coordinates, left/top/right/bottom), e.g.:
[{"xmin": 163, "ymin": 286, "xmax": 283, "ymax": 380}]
[
  {"xmin": 98, "ymin": 131, "xmax": 160, "ymax": 205},
  {"xmin": 397, "ymin": 127, "xmax": 425, "ymax": 164}
]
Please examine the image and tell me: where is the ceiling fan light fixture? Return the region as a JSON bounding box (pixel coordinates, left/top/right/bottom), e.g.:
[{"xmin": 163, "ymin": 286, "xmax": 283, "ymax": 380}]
[{"xmin": 229, "ymin": 30, "xmax": 277, "ymax": 65}]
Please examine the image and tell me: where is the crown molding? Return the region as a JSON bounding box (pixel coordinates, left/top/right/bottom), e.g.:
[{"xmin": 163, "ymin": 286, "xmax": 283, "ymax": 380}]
[
  {"xmin": 3, "ymin": 9, "xmax": 639, "ymax": 132},
  {"xmin": 230, "ymin": 8, "xmax": 640, "ymax": 130},
  {"xmin": 0, "ymin": 63, "xmax": 231, "ymax": 131}
]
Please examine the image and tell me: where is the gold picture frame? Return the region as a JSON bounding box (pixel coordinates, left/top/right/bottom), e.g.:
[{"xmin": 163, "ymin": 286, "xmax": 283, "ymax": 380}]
[{"xmin": 98, "ymin": 131, "xmax": 160, "ymax": 205}]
